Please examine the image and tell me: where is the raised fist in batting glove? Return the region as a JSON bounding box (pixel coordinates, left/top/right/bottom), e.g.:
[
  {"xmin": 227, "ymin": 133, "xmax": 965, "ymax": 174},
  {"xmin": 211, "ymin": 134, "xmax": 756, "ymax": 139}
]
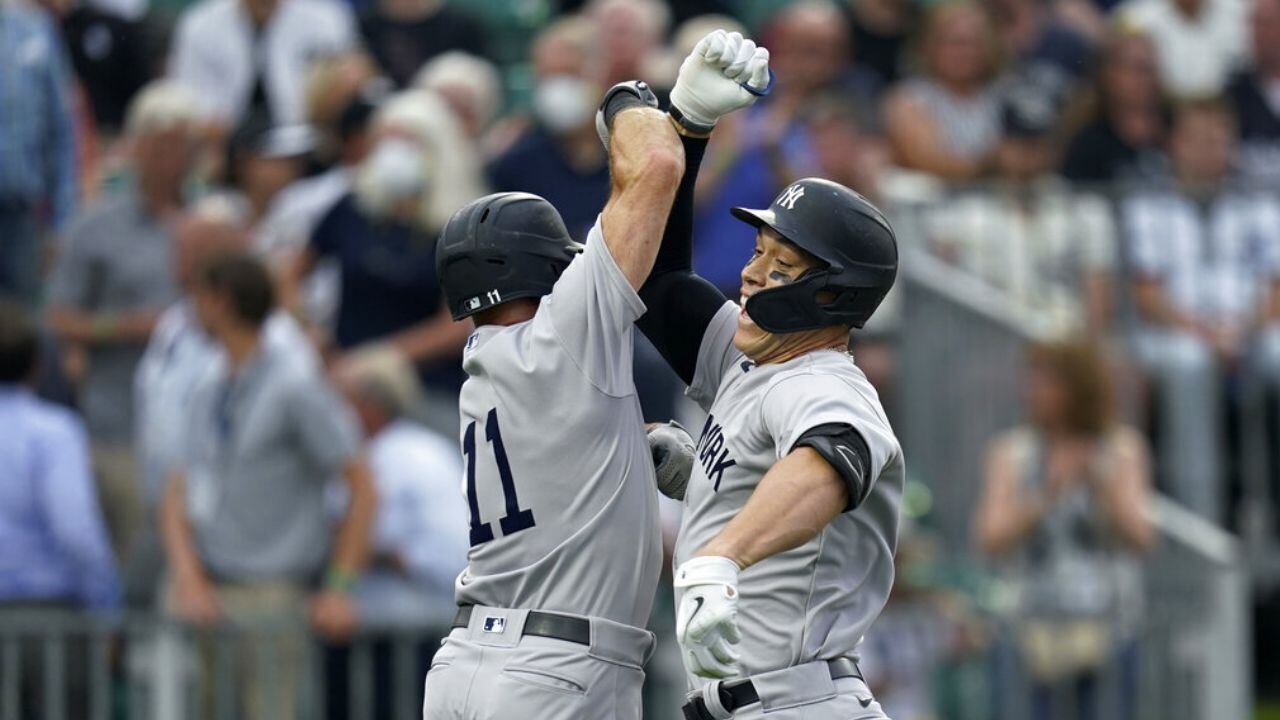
[
  {"xmin": 669, "ymin": 30, "xmax": 772, "ymax": 133},
  {"xmin": 648, "ymin": 421, "xmax": 695, "ymax": 500},
  {"xmin": 674, "ymin": 555, "xmax": 742, "ymax": 679}
]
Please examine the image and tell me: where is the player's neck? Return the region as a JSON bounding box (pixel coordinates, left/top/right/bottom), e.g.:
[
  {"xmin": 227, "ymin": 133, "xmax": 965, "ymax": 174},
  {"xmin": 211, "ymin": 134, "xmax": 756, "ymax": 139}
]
[
  {"xmin": 474, "ymin": 299, "xmax": 539, "ymax": 328},
  {"xmin": 747, "ymin": 326, "xmax": 849, "ymax": 366}
]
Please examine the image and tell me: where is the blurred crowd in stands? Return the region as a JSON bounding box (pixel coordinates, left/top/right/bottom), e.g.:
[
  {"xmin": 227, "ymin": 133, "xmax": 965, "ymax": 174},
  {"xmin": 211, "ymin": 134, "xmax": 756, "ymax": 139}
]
[{"xmin": 1, "ymin": 0, "xmax": 1279, "ymax": 715}]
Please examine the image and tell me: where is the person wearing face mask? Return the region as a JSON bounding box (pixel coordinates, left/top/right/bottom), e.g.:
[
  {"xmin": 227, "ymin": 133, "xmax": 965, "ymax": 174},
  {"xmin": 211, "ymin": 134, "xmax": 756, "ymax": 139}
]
[
  {"xmin": 635, "ymin": 31, "xmax": 903, "ymax": 719},
  {"xmin": 488, "ymin": 16, "xmax": 609, "ymax": 242},
  {"xmin": 294, "ymin": 89, "xmax": 482, "ymax": 433}
]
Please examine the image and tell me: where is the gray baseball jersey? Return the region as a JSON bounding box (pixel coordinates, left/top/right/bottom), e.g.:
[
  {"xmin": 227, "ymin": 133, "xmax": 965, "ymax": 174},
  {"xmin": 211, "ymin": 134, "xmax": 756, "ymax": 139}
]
[
  {"xmin": 674, "ymin": 302, "xmax": 904, "ymax": 684},
  {"xmin": 453, "ymin": 218, "xmax": 663, "ymax": 629}
]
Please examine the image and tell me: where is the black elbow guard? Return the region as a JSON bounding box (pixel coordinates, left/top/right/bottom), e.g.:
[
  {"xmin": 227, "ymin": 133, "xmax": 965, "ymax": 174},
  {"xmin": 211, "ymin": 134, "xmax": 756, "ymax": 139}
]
[{"xmin": 793, "ymin": 423, "xmax": 873, "ymax": 511}]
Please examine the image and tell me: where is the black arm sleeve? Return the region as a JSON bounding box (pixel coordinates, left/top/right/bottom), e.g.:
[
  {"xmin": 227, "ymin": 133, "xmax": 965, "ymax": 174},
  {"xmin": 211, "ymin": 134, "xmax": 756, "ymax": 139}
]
[
  {"xmin": 638, "ymin": 132, "xmax": 727, "ymax": 386},
  {"xmin": 792, "ymin": 423, "xmax": 873, "ymax": 512}
]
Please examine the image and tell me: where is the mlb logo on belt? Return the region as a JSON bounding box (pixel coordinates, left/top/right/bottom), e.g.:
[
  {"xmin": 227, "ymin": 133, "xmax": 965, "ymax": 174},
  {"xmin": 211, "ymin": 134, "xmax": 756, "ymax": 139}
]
[{"xmin": 483, "ymin": 616, "xmax": 506, "ymax": 634}]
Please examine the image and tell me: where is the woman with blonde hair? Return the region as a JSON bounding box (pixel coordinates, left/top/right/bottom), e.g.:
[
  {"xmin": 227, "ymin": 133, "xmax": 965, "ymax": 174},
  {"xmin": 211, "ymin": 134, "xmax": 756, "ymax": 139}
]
[
  {"xmin": 975, "ymin": 339, "xmax": 1154, "ymax": 718},
  {"xmin": 883, "ymin": 2, "xmax": 1004, "ymax": 180}
]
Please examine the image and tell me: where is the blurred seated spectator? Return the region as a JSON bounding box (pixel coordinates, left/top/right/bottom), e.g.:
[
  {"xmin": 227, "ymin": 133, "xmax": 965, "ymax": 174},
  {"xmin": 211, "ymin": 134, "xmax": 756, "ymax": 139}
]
[
  {"xmin": 986, "ymin": 0, "xmax": 1096, "ymax": 82},
  {"xmin": 976, "ymin": 340, "xmax": 1153, "ymax": 720},
  {"xmin": 1124, "ymin": 98, "xmax": 1280, "ymax": 524},
  {"xmin": 1225, "ymin": 0, "xmax": 1280, "ymax": 185},
  {"xmin": 587, "ymin": 0, "xmax": 670, "ymax": 87},
  {"xmin": 301, "ymin": 51, "xmax": 379, "ymax": 166},
  {"xmin": 136, "ymin": 202, "xmax": 317, "ymax": 505},
  {"xmin": 883, "ymin": 3, "xmax": 1003, "ymax": 181},
  {"xmin": 168, "ymin": 0, "xmax": 356, "ymax": 129},
  {"xmin": 332, "ymin": 346, "xmax": 466, "ymax": 626},
  {"xmin": 160, "ymin": 253, "xmax": 375, "ymax": 720},
  {"xmin": 222, "ymin": 119, "xmax": 313, "ymax": 226},
  {"xmin": 1061, "ymin": 29, "xmax": 1169, "ymax": 184},
  {"xmin": 358, "ymin": 0, "xmax": 483, "ymax": 88},
  {"xmin": 46, "ymin": 80, "xmax": 196, "ymax": 564},
  {"xmin": 0, "ymin": 299, "xmax": 119, "ymax": 719},
  {"xmin": 415, "ymin": 51, "xmax": 503, "ymax": 145},
  {"xmin": 488, "ymin": 15, "xmax": 606, "ymax": 242},
  {"xmin": 1113, "ymin": 0, "xmax": 1247, "ymax": 99},
  {"xmin": 292, "ymin": 89, "xmax": 478, "ymax": 429},
  {"xmin": 0, "ymin": 0, "xmax": 77, "ymax": 307},
  {"xmin": 835, "ymin": 0, "xmax": 915, "ymax": 86},
  {"xmin": 927, "ymin": 77, "xmax": 1117, "ymax": 337}
]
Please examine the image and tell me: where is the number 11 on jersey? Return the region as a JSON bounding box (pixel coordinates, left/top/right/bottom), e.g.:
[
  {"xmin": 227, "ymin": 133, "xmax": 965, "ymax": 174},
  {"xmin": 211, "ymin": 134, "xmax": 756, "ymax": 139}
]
[{"xmin": 463, "ymin": 408, "xmax": 536, "ymax": 547}]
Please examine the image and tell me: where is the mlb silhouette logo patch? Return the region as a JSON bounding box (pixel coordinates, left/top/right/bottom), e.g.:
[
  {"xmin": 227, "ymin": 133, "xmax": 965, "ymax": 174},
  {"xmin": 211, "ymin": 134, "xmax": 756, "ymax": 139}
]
[
  {"xmin": 483, "ymin": 616, "xmax": 506, "ymax": 633},
  {"xmin": 776, "ymin": 184, "xmax": 805, "ymax": 210}
]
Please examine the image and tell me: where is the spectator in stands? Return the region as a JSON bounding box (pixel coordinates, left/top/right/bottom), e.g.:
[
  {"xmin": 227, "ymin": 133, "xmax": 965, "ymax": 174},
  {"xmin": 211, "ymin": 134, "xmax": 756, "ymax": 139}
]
[
  {"xmin": 1113, "ymin": 0, "xmax": 1247, "ymax": 98},
  {"xmin": 884, "ymin": 2, "xmax": 1003, "ymax": 181},
  {"xmin": 1061, "ymin": 29, "xmax": 1169, "ymax": 184},
  {"xmin": 332, "ymin": 346, "xmax": 466, "ymax": 626},
  {"xmin": 588, "ymin": 0, "xmax": 670, "ymax": 87},
  {"xmin": 1226, "ymin": 0, "xmax": 1280, "ymax": 185},
  {"xmin": 415, "ymin": 51, "xmax": 503, "ymax": 144},
  {"xmin": 976, "ymin": 340, "xmax": 1153, "ymax": 720},
  {"xmin": 168, "ymin": 0, "xmax": 356, "ymax": 128},
  {"xmin": 50, "ymin": 0, "xmax": 153, "ymax": 137},
  {"xmin": 46, "ymin": 80, "xmax": 196, "ymax": 564},
  {"xmin": 301, "ymin": 51, "xmax": 379, "ymax": 168},
  {"xmin": 160, "ymin": 253, "xmax": 375, "ymax": 720},
  {"xmin": 223, "ymin": 119, "xmax": 313, "ymax": 226},
  {"xmin": 1125, "ymin": 98, "xmax": 1280, "ymax": 525},
  {"xmin": 0, "ymin": 300, "xmax": 118, "ymax": 718},
  {"xmin": 488, "ymin": 16, "xmax": 606, "ymax": 241},
  {"xmin": 986, "ymin": 0, "xmax": 1096, "ymax": 82},
  {"xmin": 292, "ymin": 90, "xmax": 478, "ymax": 431},
  {"xmin": 359, "ymin": 0, "xmax": 484, "ymax": 89},
  {"xmin": 0, "ymin": 299, "xmax": 121, "ymax": 613},
  {"xmin": 836, "ymin": 0, "xmax": 916, "ymax": 86},
  {"xmin": 0, "ymin": 0, "xmax": 77, "ymax": 307},
  {"xmin": 136, "ymin": 203, "xmax": 316, "ymax": 505},
  {"xmin": 927, "ymin": 76, "xmax": 1117, "ymax": 337}
]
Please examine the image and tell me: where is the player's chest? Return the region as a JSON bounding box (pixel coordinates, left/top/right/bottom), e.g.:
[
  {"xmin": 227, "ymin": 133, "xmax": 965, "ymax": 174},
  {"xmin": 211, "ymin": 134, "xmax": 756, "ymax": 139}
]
[{"xmin": 685, "ymin": 380, "xmax": 776, "ymax": 509}]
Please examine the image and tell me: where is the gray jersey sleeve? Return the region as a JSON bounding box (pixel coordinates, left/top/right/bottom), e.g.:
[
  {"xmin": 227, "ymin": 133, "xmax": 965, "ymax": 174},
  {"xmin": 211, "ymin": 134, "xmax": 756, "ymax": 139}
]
[
  {"xmin": 760, "ymin": 372, "xmax": 899, "ymax": 487},
  {"xmin": 535, "ymin": 217, "xmax": 647, "ymax": 397},
  {"xmin": 687, "ymin": 301, "xmax": 742, "ymax": 410}
]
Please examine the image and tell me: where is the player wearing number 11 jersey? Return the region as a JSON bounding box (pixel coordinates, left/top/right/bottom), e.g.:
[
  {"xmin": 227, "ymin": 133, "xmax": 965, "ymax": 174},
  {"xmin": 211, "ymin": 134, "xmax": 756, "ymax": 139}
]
[{"xmin": 422, "ymin": 35, "xmax": 771, "ymax": 720}]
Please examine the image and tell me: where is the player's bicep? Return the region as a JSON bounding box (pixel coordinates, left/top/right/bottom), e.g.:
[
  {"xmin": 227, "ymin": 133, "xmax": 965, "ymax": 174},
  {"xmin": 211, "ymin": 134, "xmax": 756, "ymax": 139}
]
[{"xmin": 791, "ymin": 423, "xmax": 872, "ymax": 511}]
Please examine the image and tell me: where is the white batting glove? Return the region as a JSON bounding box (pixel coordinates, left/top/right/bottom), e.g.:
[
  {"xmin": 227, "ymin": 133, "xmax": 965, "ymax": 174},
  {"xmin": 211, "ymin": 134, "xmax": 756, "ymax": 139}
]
[
  {"xmin": 674, "ymin": 556, "xmax": 742, "ymax": 679},
  {"xmin": 669, "ymin": 30, "xmax": 772, "ymax": 132},
  {"xmin": 648, "ymin": 421, "xmax": 695, "ymax": 500}
]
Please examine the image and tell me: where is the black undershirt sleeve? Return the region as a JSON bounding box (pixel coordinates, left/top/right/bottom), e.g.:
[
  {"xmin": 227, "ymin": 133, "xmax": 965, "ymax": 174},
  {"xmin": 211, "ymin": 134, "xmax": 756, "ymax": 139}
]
[{"xmin": 638, "ymin": 133, "xmax": 727, "ymax": 386}]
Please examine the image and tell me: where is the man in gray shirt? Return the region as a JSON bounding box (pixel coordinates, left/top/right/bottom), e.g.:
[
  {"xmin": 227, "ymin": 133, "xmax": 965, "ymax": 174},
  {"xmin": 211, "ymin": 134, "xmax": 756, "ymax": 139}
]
[
  {"xmin": 160, "ymin": 253, "xmax": 376, "ymax": 720},
  {"xmin": 46, "ymin": 81, "xmax": 199, "ymax": 564}
]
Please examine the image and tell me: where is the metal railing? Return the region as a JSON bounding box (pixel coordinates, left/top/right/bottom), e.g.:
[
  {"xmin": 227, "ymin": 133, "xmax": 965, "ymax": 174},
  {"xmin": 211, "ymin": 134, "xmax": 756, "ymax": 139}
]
[{"xmin": 0, "ymin": 612, "xmax": 446, "ymax": 720}]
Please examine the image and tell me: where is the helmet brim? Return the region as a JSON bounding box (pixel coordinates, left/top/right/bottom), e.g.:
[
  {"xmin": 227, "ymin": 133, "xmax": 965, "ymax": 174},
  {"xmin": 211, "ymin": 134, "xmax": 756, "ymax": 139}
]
[{"xmin": 730, "ymin": 206, "xmax": 778, "ymax": 234}]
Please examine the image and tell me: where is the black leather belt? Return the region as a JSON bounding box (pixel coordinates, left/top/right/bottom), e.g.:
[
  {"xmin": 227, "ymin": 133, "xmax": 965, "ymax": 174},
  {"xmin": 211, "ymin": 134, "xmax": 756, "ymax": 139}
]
[
  {"xmin": 452, "ymin": 605, "xmax": 591, "ymax": 646},
  {"xmin": 681, "ymin": 658, "xmax": 864, "ymax": 719}
]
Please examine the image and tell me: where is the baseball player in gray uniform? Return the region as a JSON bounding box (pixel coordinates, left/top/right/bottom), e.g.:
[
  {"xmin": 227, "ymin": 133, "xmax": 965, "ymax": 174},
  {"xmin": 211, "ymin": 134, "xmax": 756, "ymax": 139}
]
[
  {"xmin": 421, "ymin": 36, "xmax": 772, "ymax": 720},
  {"xmin": 634, "ymin": 31, "xmax": 904, "ymax": 720}
]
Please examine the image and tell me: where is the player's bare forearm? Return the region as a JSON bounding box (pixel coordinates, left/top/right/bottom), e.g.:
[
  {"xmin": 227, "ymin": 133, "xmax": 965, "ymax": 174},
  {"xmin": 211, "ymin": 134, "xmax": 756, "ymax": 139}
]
[
  {"xmin": 695, "ymin": 447, "xmax": 848, "ymax": 569},
  {"xmin": 601, "ymin": 107, "xmax": 684, "ymax": 290},
  {"xmin": 328, "ymin": 458, "xmax": 378, "ymax": 577}
]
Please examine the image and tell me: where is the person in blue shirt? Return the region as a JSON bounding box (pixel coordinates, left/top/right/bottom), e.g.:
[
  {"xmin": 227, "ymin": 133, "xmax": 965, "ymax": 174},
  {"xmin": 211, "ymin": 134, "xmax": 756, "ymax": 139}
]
[{"xmin": 0, "ymin": 299, "xmax": 121, "ymax": 614}]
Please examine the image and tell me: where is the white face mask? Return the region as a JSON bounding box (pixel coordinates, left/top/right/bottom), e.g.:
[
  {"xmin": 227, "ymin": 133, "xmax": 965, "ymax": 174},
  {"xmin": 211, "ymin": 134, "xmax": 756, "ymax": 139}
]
[
  {"xmin": 354, "ymin": 137, "xmax": 427, "ymax": 220},
  {"xmin": 533, "ymin": 75, "xmax": 596, "ymax": 134}
]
